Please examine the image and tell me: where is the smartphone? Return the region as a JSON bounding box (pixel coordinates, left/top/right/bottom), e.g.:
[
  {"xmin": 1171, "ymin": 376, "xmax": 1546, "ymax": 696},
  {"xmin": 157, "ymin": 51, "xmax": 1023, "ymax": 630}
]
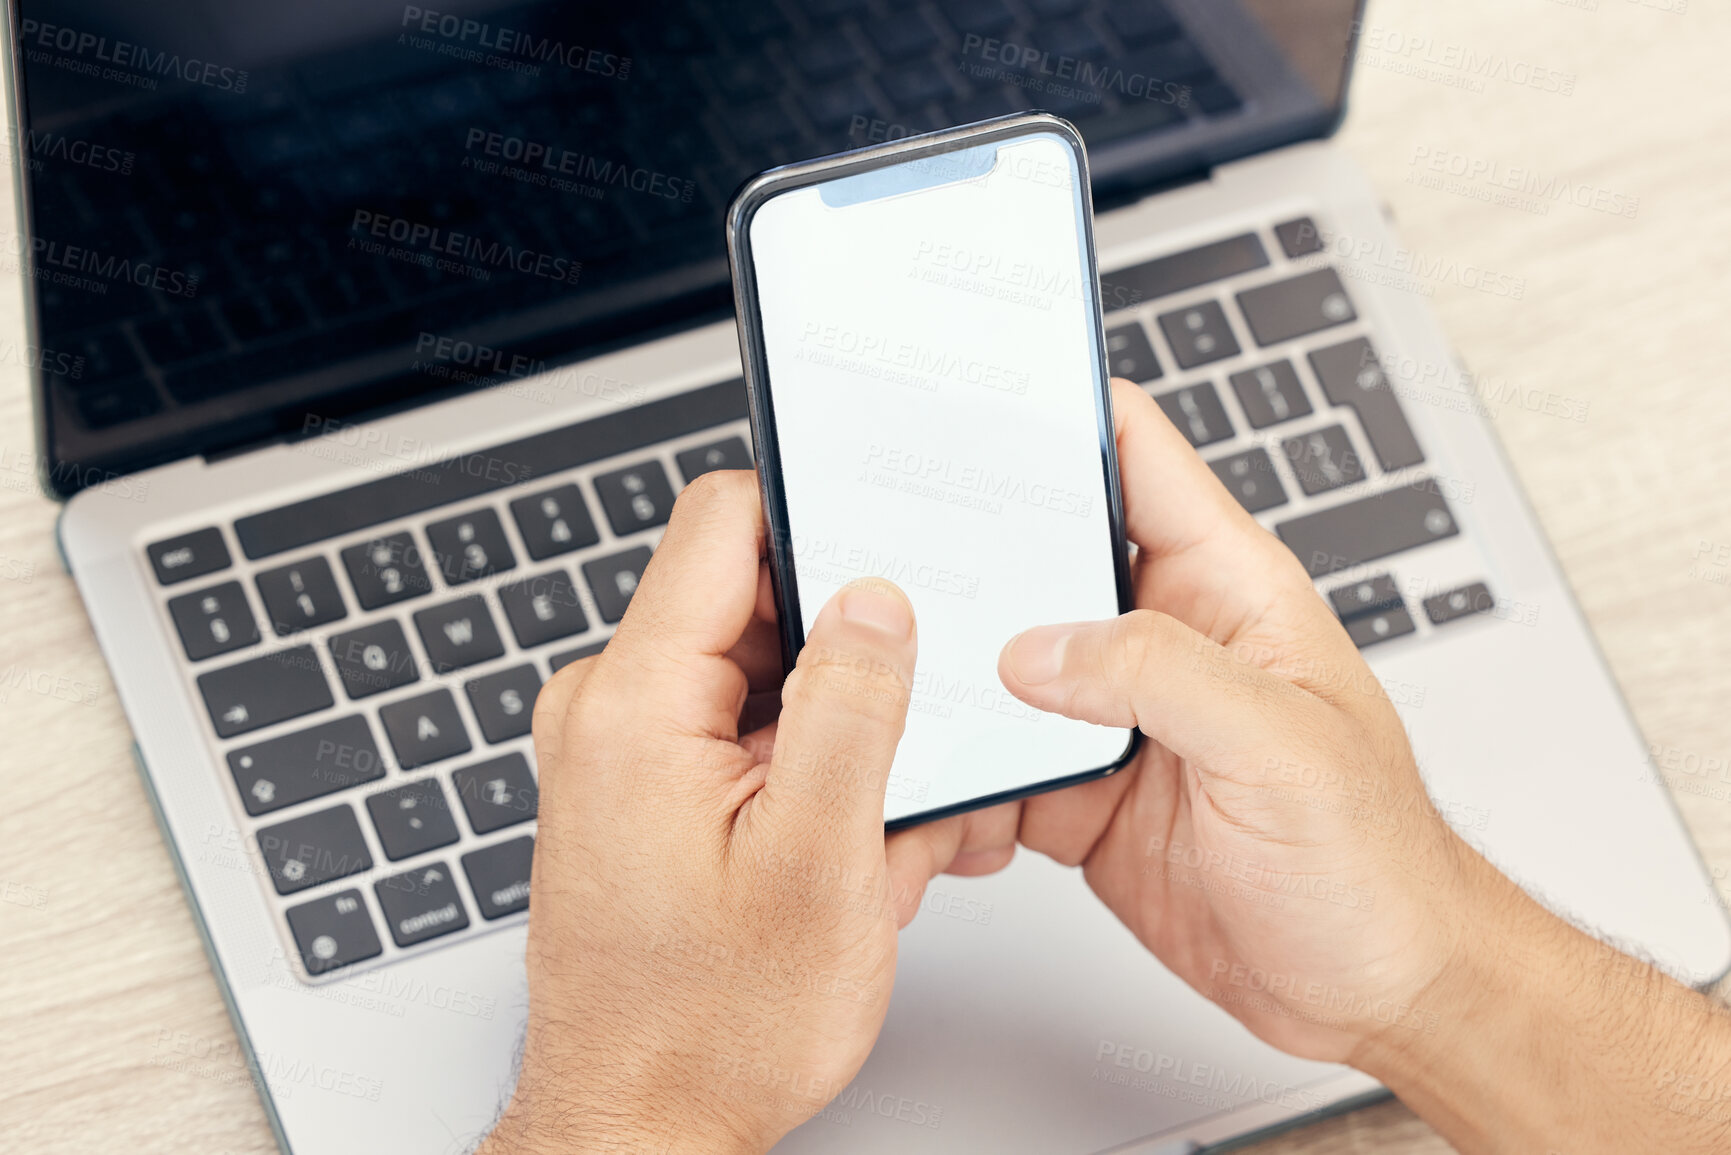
[{"xmin": 726, "ymin": 113, "xmax": 1137, "ymax": 827}]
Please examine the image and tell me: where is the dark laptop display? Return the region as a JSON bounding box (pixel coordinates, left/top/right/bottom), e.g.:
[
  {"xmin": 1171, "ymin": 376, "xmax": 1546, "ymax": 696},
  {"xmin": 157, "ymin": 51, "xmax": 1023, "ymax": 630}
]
[{"xmin": 9, "ymin": 0, "xmax": 1360, "ymax": 496}]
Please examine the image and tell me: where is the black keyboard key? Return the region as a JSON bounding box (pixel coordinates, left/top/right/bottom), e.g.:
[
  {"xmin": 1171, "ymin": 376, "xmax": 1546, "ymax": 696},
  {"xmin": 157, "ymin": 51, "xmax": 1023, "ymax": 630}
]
[
  {"xmin": 462, "ymin": 835, "xmax": 535, "ymax": 919},
  {"xmin": 255, "ymin": 556, "xmax": 347, "ymax": 635},
  {"xmin": 1344, "ymin": 606, "xmax": 1416, "ymax": 649},
  {"xmin": 1229, "ymin": 361, "xmax": 1312, "ymax": 429},
  {"xmin": 881, "ymin": 61, "xmax": 956, "ymax": 107},
  {"xmin": 327, "ymin": 619, "xmax": 420, "ymax": 700},
  {"xmin": 425, "ymin": 508, "xmax": 515, "ymax": 586},
  {"xmin": 1308, "ymin": 339, "xmax": 1426, "ymax": 472},
  {"xmin": 508, "ymin": 485, "xmax": 600, "ymax": 561},
  {"xmin": 340, "ymin": 532, "xmax": 433, "ymax": 610},
  {"xmin": 379, "ymin": 688, "xmax": 473, "ymax": 769},
  {"xmin": 198, "ymin": 646, "xmax": 333, "ymax": 738},
  {"xmin": 808, "ymin": 79, "xmax": 880, "ymax": 132},
  {"xmin": 452, "ymin": 752, "xmax": 539, "ymax": 835},
  {"xmin": 1208, "ymin": 448, "xmax": 1286, "ymax": 514},
  {"xmin": 793, "ymin": 29, "xmax": 862, "ymax": 81},
  {"xmin": 583, "ymin": 546, "xmax": 654, "ymax": 624},
  {"xmin": 285, "ymin": 890, "xmax": 382, "ymax": 975},
  {"xmin": 549, "ymin": 640, "xmax": 607, "ymax": 672},
  {"xmin": 1329, "ymin": 574, "xmax": 1403, "ymax": 620},
  {"xmin": 1281, "ymin": 425, "xmax": 1365, "ymax": 496},
  {"xmin": 1275, "ymin": 217, "xmax": 1325, "ymax": 259},
  {"xmin": 1153, "ymin": 384, "xmax": 1233, "ymax": 448},
  {"xmin": 594, "ymin": 460, "xmax": 677, "ymax": 536},
  {"xmin": 1106, "ymin": 0, "xmax": 1180, "ymax": 46},
  {"xmin": 74, "ymin": 378, "xmax": 161, "ymax": 429},
  {"xmin": 228, "ymin": 715, "xmax": 385, "ymax": 817},
  {"xmin": 365, "ymin": 778, "xmax": 460, "ymax": 860},
  {"xmin": 1034, "ymin": 18, "xmax": 1106, "ymax": 59},
  {"xmin": 257, "ymin": 804, "xmax": 373, "ymax": 895},
  {"xmin": 1425, "ymin": 582, "xmax": 1495, "ymax": 627},
  {"xmin": 136, "ymin": 308, "xmax": 223, "ymax": 367},
  {"xmin": 866, "ymin": 13, "xmax": 939, "ymax": 60},
  {"xmin": 1105, "ymin": 324, "xmax": 1163, "ymax": 383},
  {"xmin": 414, "ymin": 596, "xmax": 505, "ymax": 673},
  {"xmin": 232, "ymin": 379, "xmax": 747, "ymax": 560},
  {"xmin": 1101, "ymin": 234, "xmax": 1269, "ymax": 312},
  {"xmin": 167, "ymin": 581, "xmax": 261, "ymax": 661},
  {"xmin": 1157, "ymin": 302, "xmax": 1240, "ymax": 370},
  {"xmin": 941, "ymin": 0, "xmax": 1014, "ymax": 34},
  {"xmin": 1237, "ymin": 268, "xmax": 1357, "ymax": 347},
  {"xmin": 466, "ymin": 665, "xmax": 543, "ymax": 743},
  {"xmin": 148, "ymin": 528, "xmax": 230, "ymax": 585},
  {"xmin": 375, "ymin": 863, "xmax": 470, "ymax": 948},
  {"xmin": 676, "ymin": 436, "xmax": 753, "ymax": 483},
  {"xmin": 1277, "ymin": 483, "xmax": 1461, "ymax": 579},
  {"xmin": 498, "ymin": 571, "xmax": 588, "ymax": 648},
  {"xmin": 1189, "ymin": 80, "xmax": 1242, "ymax": 116}
]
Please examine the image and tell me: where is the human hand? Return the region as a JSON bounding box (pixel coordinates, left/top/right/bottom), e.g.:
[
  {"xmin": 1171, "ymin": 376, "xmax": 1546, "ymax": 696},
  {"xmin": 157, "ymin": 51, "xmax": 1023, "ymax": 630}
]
[
  {"xmin": 479, "ymin": 471, "xmax": 1016, "ymax": 1155},
  {"xmin": 994, "ymin": 380, "xmax": 1511, "ymax": 1065}
]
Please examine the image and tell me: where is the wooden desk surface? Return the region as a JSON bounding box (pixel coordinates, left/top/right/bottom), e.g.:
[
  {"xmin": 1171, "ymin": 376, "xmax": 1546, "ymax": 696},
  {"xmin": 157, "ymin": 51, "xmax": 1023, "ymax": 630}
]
[{"xmin": 3, "ymin": 2, "xmax": 1727, "ymax": 1151}]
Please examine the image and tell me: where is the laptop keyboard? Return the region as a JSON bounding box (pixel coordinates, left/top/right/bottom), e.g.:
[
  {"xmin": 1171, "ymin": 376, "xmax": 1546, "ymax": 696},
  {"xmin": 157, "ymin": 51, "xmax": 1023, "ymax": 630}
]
[
  {"xmin": 147, "ymin": 390, "xmax": 753, "ymax": 979},
  {"xmin": 1101, "ymin": 213, "xmax": 1495, "ymax": 650},
  {"xmin": 142, "ymin": 212, "xmax": 1493, "ymax": 982}
]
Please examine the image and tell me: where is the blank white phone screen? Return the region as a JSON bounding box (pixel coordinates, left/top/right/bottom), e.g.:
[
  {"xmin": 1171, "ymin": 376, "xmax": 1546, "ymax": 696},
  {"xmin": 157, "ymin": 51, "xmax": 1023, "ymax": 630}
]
[{"xmin": 749, "ymin": 132, "xmax": 1131, "ymax": 822}]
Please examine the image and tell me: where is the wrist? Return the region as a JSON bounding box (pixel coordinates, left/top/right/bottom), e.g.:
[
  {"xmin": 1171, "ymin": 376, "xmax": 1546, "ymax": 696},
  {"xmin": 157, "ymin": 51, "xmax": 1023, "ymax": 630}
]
[
  {"xmin": 1349, "ymin": 835, "xmax": 1546, "ymax": 1083},
  {"xmin": 480, "ymin": 1038, "xmax": 764, "ymax": 1155}
]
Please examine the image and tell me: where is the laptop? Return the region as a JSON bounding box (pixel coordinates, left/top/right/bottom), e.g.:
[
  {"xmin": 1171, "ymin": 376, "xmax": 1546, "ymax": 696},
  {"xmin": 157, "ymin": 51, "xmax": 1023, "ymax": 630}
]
[{"xmin": 12, "ymin": 0, "xmax": 1727, "ymax": 1151}]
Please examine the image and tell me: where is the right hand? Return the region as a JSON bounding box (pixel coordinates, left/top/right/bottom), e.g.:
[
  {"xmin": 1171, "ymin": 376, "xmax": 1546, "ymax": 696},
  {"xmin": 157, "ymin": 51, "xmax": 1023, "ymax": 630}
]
[{"xmin": 995, "ymin": 380, "xmax": 1515, "ymax": 1065}]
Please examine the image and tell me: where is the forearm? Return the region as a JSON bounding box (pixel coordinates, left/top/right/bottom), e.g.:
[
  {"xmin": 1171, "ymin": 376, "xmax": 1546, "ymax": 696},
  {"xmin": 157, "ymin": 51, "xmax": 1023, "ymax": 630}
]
[{"xmin": 1355, "ymin": 848, "xmax": 1731, "ymax": 1153}]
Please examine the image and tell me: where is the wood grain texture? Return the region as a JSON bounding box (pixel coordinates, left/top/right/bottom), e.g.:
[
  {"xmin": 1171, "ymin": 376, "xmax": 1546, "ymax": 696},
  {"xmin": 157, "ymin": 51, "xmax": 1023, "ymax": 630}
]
[{"xmin": 1, "ymin": 2, "xmax": 1726, "ymax": 1152}]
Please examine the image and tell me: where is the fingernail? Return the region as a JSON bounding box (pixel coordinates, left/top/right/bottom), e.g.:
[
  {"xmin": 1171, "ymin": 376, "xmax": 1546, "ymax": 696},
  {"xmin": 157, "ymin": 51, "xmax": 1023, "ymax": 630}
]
[
  {"xmin": 1007, "ymin": 626, "xmax": 1071, "ymax": 685},
  {"xmin": 838, "ymin": 582, "xmax": 914, "ymax": 640}
]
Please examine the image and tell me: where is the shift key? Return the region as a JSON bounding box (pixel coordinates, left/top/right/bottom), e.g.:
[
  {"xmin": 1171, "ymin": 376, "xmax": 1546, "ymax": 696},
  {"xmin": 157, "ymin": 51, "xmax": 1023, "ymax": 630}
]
[{"xmin": 1277, "ymin": 483, "xmax": 1460, "ymax": 578}]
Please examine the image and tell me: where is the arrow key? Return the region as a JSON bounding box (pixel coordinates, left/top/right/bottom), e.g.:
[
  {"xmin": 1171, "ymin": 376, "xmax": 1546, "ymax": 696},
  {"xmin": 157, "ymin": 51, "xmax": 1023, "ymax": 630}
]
[{"xmin": 364, "ymin": 778, "xmax": 460, "ymax": 860}]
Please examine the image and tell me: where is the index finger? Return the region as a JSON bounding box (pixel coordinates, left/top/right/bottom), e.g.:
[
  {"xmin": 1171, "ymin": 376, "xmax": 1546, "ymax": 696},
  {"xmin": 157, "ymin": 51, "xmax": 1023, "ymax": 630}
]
[
  {"xmin": 587, "ymin": 469, "xmax": 765, "ymax": 738},
  {"xmin": 1110, "ymin": 379, "xmax": 1317, "ymax": 627}
]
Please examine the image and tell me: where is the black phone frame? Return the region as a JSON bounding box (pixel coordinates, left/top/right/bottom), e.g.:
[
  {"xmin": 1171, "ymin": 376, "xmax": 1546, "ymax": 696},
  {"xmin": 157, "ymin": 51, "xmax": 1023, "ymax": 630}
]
[{"xmin": 725, "ymin": 112, "xmax": 1141, "ymax": 830}]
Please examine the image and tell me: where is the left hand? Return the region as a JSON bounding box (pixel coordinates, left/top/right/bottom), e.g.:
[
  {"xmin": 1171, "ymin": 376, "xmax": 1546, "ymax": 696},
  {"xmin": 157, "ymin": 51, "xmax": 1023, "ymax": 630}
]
[{"xmin": 480, "ymin": 470, "xmax": 1018, "ymax": 1155}]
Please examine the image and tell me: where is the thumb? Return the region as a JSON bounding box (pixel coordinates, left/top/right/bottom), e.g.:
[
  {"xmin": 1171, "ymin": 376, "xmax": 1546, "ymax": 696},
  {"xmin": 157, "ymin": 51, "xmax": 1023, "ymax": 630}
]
[
  {"xmin": 998, "ymin": 609, "xmax": 1303, "ymax": 771},
  {"xmin": 748, "ymin": 579, "xmax": 917, "ymax": 861}
]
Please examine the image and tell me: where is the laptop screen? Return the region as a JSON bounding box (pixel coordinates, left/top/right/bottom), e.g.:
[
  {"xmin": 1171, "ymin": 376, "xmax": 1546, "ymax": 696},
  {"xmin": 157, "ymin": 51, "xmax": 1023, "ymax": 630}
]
[{"xmin": 11, "ymin": 0, "xmax": 1362, "ymax": 496}]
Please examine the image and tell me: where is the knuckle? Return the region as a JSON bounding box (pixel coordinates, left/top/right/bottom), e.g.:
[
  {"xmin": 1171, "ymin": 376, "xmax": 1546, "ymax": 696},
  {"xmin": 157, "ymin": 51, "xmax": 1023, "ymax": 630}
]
[
  {"xmin": 785, "ymin": 642, "xmax": 911, "ymax": 719},
  {"xmin": 1108, "ymin": 609, "xmax": 1168, "ymax": 685},
  {"xmin": 669, "ymin": 467, "xmax": 753, "ymax": 522}
]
